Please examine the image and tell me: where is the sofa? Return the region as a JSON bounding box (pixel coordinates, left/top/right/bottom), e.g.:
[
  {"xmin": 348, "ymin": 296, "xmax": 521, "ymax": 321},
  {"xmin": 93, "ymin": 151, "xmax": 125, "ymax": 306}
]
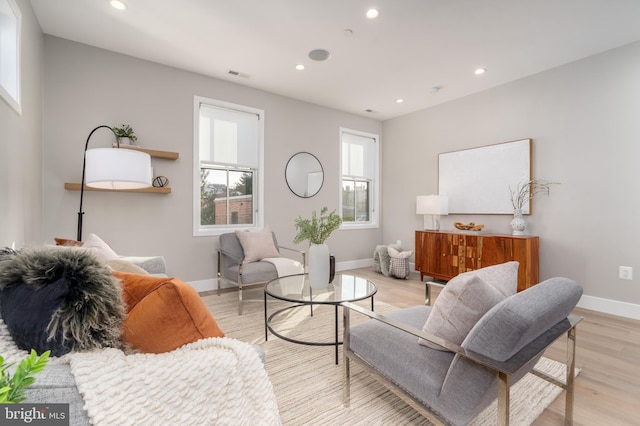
[{"xmin": 0, "ymin": 246, "xmax": 278, "ymax": 425}]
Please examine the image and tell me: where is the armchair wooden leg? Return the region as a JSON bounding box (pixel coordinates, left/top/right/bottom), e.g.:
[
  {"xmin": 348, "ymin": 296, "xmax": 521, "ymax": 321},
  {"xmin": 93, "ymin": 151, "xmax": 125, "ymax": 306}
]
[
  {"xmin": 565, "ymin": 326, "xmax": 577, "ymax": 425},
  {"xmin": 238, "ymin": 284, "xmax": 243, "ymax": 315},
  {"xmin": 498, "ymin": 372, "xmax": 510, "ymax": 426}
]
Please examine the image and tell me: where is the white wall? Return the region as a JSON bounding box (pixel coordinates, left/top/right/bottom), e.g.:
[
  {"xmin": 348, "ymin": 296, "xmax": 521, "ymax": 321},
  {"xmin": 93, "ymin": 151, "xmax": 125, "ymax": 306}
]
[
  {"xmin": 0, "ymin": 0, "xmax": 43, "ymax": 248},
  {"xmin": 42, "ymin": 36, "xmax": 382, "ymax": 283},
  {"xmin": 382, "ymin": 41, "xmax": 640, "ymax": 317}
]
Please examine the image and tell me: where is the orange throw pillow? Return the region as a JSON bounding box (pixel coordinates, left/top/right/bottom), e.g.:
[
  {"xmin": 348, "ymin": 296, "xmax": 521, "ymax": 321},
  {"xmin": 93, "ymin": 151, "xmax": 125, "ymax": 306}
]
[
  {"xmin": 54, "ymin": 237, "xmax": 83, "ymax": 247},
  {"xmin": 113, "ymin": 271, "xmax": 224, "ymax": 353}
]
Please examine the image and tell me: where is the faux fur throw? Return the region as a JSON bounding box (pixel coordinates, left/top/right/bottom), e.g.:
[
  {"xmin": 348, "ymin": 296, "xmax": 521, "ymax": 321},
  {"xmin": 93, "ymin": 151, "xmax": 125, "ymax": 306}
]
[
  {"xmin": 66, "ymin": 338, "xmax": 282, "ymax": 425},
  {"xmin": 0, "ymin": 247, "xmax": 126, "ymax": 354}
]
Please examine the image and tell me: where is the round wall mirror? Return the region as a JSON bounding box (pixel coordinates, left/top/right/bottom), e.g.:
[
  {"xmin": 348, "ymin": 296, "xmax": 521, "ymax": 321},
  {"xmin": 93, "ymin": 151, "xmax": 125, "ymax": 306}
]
[{"xmin": 285, "ymin": 152, "xmax": 324, "ymax": 198}]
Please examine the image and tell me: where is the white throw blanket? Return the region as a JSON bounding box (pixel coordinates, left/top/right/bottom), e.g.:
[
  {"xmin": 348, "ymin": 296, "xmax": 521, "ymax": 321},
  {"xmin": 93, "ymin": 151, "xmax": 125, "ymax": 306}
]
[
  {"xmin": 69, "ymin": 338, "xmax": 281, "ymax": 426},
  {"xmin": 0, "ymin": 321, "xmax": 281, "ymax": 426},
  {"xmin": 262, "ymin": 257, "xmax": 304, "ymax": 277}
]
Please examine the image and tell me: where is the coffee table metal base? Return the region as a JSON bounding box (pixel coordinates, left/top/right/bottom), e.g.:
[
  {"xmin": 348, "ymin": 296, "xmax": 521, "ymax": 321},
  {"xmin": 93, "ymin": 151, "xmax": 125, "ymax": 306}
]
[
  {"xmin": 263, "ymin": 274, "xmax": 377, "ymax": 365},
  {"xmin": 264, "ymin": 298, "xmax": 374, "ymax": 365}
]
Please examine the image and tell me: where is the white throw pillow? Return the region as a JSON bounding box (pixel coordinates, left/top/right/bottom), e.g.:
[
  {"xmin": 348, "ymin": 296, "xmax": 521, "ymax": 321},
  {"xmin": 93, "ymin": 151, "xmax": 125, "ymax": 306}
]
[
  {"xmin": 419, "ymin": 261, "xmax": 519, "ymax": 351},
  {"xmin": 82, "ymin": 233, "xmax": 119, "ymax": 263},
  {"xmin": 235, "ymin": 227, "xmax": 280, "ymax": 263}
]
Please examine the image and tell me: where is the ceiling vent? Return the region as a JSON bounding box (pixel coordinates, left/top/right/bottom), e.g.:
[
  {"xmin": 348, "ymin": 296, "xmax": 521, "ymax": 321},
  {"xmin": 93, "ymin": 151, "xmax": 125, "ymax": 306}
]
[{"xmin": 228, "ymin": 70, "xmax": 251, "ymax": 79}]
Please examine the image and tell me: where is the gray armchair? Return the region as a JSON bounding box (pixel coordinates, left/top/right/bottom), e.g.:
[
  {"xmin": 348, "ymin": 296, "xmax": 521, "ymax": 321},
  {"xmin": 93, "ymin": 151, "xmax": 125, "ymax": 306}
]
[
  {"xmin": 343, "ymin": 276, "xmax": 583, "ymax": 425},
  {"xmin": 217, "ymin": 231, "xmax": 306, "ymax": 314}
]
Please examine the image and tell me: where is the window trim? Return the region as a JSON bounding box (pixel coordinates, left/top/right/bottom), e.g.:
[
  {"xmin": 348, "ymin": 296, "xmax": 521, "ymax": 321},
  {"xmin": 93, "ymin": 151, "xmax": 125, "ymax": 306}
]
[
  {"xmin": 0, "ymin": 0, "xmax": 21, "ymax": 114},
  {"xmin": 193, "ymin": 96, "xmax": 264, "ymax": 236},
  {"xmin": 339, "ymin": 127, "xmax": 380, "ymax": 230}
]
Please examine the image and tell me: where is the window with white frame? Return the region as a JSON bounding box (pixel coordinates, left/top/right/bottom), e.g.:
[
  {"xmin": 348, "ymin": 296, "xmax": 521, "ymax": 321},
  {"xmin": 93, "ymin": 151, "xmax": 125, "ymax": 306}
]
[
  {"xmin": 193, "ymin": 96, "xmax": 264, "ymax": 236},
  {"xmin": 0, "ymin": 0, "xmax": 21, "ymax": 114},
  {"xmin": 340, "ymin": 128, "xmax": 379, "ymax": 228}
]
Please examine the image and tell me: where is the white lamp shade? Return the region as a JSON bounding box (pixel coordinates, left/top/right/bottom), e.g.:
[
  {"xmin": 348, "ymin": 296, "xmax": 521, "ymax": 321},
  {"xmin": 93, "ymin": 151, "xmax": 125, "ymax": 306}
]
[
  {"xmin": 85, "ymin": 148, "xmax": 152, "ymax": 189},
  {"xmin": 416, "ymin": 195, "xmax": 449, "ymax": 215}
]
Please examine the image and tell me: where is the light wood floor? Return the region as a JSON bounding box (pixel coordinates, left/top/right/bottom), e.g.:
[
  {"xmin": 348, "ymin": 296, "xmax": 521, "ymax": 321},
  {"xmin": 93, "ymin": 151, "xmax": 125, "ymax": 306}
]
[{"xmin": 347, "ymin": 267, "xmax": 640, "ymax": 426}]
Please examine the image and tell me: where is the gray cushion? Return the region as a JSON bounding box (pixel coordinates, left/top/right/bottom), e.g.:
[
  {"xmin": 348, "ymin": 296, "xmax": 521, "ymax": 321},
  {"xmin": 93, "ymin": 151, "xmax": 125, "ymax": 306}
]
[
  {"xmin": 419, "ymin": 261, "xmax": 519, "ymax": 350},
  {"xmin": 350, "ymin": 306, "xmax": 455, "ymax": 409},
  {"xmin": 25, "ymin": 364, "xmax": 90, "ymax": 426},
  {"xmin": 463, "ymin": 276, "xmax": 583, "ymax": 361}
]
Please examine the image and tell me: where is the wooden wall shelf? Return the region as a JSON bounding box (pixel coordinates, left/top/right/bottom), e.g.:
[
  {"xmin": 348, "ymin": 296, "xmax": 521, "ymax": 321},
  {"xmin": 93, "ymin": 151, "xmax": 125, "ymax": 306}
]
[
  {"xmin": 112, "ymin": 144, "xmax": 179, "ymax": 160},
  {"xmin": 64, "ymin": 183, "xmax": 171, "ymax": 194}
]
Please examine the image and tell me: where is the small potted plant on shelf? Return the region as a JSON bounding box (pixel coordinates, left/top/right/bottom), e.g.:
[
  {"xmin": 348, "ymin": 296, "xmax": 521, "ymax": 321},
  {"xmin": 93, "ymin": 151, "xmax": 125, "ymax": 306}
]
[
  {"xmin": 293, "ymin": 207, "xmax": 342, "ymax": 289},
  {"xmin": 113, "ymin": 124, "xmax": 138, "ymax": 145}
]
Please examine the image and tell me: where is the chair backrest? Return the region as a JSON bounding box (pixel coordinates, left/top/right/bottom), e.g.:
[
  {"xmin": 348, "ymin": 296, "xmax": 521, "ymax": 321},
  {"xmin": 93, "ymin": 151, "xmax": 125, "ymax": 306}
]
[
  {"xmin": 219, "ymin": 232, "xmax": 280, "ymax": 265},
  {"xmin": 437, "ymin": 277, "xmax": 582, "ymax": 424}
]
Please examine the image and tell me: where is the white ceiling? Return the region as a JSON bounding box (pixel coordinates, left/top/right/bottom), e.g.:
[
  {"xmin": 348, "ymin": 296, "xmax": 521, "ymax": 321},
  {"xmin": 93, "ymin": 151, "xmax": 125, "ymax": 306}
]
[{"xmin": 30, "ymin": 0, "xmax": 640, "ymax": 120}]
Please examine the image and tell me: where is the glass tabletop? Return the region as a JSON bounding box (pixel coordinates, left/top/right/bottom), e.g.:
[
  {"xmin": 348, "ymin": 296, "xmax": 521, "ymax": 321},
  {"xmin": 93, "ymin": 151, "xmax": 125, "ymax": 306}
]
[{"xmin": 264, "ymin": 273, "xmax": 377, "ymax": 304}]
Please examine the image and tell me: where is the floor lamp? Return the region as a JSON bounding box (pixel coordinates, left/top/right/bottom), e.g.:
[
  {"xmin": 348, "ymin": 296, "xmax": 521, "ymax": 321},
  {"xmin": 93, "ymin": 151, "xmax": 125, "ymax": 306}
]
[
  {"xmin": 416, "ymin": 195, "xmax": 449, "ymax": 230},
  {"xmin": 76, "ymin": 125, "xmax": 152, "ymax": 241}
]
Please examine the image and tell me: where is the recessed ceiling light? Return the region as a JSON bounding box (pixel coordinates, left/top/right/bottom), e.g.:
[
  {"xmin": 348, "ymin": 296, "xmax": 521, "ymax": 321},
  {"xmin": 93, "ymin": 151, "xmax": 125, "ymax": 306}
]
[
  {"xmin": 295, "ymin": 64, "xmax": 305, "ymax": 71},
  {"xmin": 396, "ymin": 99, "xmax": 404, "ymax": 104},
  {"xmin": 366, "ymin": 9, "xmax": 380, "ymax": 19},
  {"xmin": 110, "ymin": 0, "xmax": 127, "ymax": 10},
  {"xmin": 474, "ymin": 68, "xmax": 486, "ymax": 75}
]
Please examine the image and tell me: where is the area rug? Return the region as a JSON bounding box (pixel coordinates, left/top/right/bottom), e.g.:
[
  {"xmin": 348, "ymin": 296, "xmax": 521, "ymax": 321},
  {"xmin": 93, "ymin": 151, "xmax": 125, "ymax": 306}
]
[{"xmin": 202, "ymin": 288, "xmax": 576, "ymax": 425}]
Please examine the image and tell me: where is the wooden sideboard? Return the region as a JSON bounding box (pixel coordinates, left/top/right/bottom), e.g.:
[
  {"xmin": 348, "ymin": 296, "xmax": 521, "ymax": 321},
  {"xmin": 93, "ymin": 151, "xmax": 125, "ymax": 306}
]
[{"xmin": 415, "ymin": 230, "xmax": 539, "ymax": 292}]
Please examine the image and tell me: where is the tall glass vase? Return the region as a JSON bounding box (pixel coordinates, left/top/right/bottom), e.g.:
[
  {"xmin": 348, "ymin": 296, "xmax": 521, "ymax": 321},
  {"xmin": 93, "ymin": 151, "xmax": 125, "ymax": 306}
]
[
  {"xmin": 308, "ymin": 243, "xmax": 330, "ymax": 289},
  {"xmin": 510, "ymin": 209, "xmax": 526, "ymax": 235}
]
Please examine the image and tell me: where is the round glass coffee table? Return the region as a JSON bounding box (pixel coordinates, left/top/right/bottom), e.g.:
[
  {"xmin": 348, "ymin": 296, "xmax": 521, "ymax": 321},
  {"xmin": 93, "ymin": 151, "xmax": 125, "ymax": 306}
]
[{"xmin": 264, "ymin": 273, "xmax": 377, "ymax": 364}]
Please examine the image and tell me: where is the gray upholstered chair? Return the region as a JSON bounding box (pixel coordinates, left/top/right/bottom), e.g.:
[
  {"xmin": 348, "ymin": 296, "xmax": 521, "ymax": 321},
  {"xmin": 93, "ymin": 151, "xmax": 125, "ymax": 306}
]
[
  {"xmin": 343, "ymin": 276, "xmax": 583, "ymax": 425},
  {"xmin": 217, "ymin": 231, "xmax": 306, "ymax": 314}
]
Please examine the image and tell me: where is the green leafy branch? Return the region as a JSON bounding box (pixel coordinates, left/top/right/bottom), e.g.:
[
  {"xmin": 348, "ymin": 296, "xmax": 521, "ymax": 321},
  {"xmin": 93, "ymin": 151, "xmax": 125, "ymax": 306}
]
[
  {"xmin": 0, "ymin": 349, "xmax": 50, "ymax": 404},
  {"xmin": 293, "ymin": 207, "xmax": 342, "ymax": 245}
]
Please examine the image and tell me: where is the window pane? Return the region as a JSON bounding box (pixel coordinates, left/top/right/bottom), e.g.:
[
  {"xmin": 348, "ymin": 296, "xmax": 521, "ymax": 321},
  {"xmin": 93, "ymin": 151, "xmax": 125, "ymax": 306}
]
[
  {"xmin": 342, "ymin": 180, "xmax": 355, "ymax": 221},
  {"xmin": 355, "ymin": 181, "xmax": 370, "ymax": 221},
  {"xmin": 228, "ymin": 171, "xmax": 253, "ymax": 225},
  {"xmin": 200, "ymin": 169, "xmax": 254, "ymax": 226},
  {"xmin": 200, "ymin": 169, "xmax": 226, "ymax": 225}
]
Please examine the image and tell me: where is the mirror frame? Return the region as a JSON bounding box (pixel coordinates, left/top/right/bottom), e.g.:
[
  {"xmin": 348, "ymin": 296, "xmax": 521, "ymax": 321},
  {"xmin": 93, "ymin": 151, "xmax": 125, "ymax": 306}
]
[{"xmin": 285, "ymin": 152, "xmax": 324, "ymax": 198}]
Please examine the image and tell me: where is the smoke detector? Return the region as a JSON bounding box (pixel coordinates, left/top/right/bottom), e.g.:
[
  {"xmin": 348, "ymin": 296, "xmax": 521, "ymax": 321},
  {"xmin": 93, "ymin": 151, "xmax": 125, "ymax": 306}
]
[{"xmin": 308, "ymin": 49, "xmax": 331, "ymax": 61}]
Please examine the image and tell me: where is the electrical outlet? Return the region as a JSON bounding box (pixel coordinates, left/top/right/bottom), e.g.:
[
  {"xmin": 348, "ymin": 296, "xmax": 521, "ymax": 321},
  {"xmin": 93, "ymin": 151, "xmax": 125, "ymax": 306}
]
[
  {"xmin": 396, "ymin": 240, "xmax": 401, "ymax": 247},
  {"xmin": 619, "ymin": 266, "xmax": 633, "ymax": 280}
]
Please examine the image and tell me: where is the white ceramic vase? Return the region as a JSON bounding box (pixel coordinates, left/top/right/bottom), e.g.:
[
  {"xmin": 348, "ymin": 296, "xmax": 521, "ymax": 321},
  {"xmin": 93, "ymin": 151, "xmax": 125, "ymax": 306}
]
[
  {"xmin": 308, "ymin": 243, "xmax": 330, "ymax": 289},
  {"xmin": 510, "ymin": 209, "xmax": 526, "ymax": 235}
]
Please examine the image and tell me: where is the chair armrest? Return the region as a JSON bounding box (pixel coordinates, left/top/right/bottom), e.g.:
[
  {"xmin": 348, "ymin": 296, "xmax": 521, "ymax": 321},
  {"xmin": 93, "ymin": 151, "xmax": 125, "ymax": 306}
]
[
  {"xmin": 218, "ymin": 248, "xmax": 244, "ymax": 264},
  {"xmin": 278, "ymin": 246, "xmax": 307, "ymax": 266},
  {"xmin": 342, "ymin": 301, "xmax": 582, "ymax": 377}
]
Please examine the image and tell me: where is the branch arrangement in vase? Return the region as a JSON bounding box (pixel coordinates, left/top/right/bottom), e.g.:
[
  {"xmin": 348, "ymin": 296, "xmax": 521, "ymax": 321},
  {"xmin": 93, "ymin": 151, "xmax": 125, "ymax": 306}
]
[
  {"xmin": 293, "ymin": 207, "xmax": 342, "ymax": 245},
  {"xmin": 509, "ymin": 179, "xmax": 559, "ymax": 211}
]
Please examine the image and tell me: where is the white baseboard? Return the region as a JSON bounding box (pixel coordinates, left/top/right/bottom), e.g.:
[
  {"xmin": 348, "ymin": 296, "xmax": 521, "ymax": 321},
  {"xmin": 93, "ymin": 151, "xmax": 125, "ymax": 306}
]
[
  {"xmin": 188, "ymin": 259, "xmax": 374, "ymax": 293},
  {"xmin": 188, "ymin": 278, "xmax": 217, "ymax": 293},
  {"xmin": 188, "ymin": 259, "xmax": 640, "ymax": 321},
  {"xmin": 577, "ymin": 294, "xmax": 640, "ymax": 321}
]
